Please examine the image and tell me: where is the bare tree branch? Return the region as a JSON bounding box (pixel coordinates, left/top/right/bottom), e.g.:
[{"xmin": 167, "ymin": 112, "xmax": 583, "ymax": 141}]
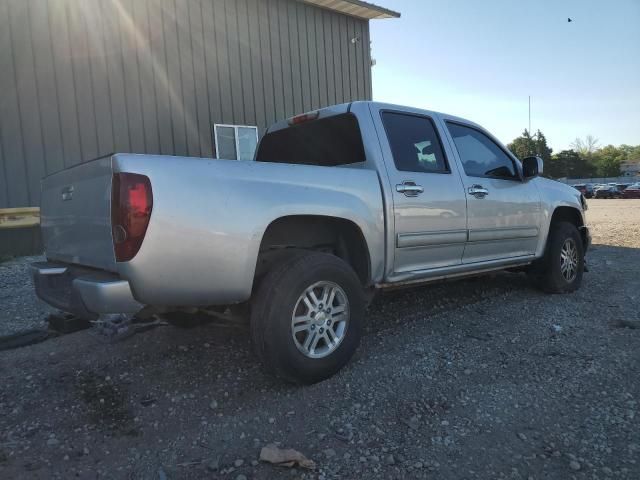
[{"xmin": 571, "ymin": 135, "xmax": 600, "ymax": 156}]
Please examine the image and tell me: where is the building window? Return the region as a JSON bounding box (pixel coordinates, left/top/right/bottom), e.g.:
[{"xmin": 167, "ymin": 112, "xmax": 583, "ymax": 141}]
[{"xmin": 214, "ymin": 124, "xmax": 259, "ymax": 160}]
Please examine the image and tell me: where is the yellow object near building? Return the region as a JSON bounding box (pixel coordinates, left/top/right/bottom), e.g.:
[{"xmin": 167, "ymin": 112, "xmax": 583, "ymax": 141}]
[{"xmin": 0, "ymin": 208, "xmax": 40, "ymax": 229}]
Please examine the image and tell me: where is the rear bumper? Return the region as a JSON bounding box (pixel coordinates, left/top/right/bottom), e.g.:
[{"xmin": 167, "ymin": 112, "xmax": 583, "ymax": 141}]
[{"xmin": 31, "ymin": 262, "xmax": 143, "ymax": 319}]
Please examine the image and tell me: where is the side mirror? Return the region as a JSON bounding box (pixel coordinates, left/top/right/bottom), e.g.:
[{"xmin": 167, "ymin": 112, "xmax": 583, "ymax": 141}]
[{"xmin": 522, "ymin": 156, "xmax": 543, "ymax": 179}]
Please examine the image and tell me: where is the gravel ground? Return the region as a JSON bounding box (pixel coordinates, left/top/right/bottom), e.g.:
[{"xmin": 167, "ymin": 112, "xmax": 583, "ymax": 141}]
[
  {"xmin": 0, "ymin": 199, "xmax": 639, "ymax": 479},
  {"xmin": 0, "ymin": 255, "xmax": 51, "ymax": 337}
]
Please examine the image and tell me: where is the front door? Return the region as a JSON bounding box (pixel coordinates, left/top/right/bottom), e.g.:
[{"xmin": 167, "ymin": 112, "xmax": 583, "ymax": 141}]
[
  {"xmin": 377, "ymin": 110, "xmax": 468, "ymax": 274},
  {"xmin": 444, "ymin": 121, "xmax": 541, "ymax": 264}
]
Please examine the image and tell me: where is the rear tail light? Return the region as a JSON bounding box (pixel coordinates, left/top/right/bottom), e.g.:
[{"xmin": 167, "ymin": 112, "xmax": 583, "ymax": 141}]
[{"xmin": 111, "ymin": 173, "xmax": 153, "ymax": 262}]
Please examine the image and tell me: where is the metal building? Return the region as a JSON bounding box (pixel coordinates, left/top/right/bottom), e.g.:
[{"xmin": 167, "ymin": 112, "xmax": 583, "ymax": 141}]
[{"xmin": 0, "ymin": 0, "xmax": 399, "ymax": 210}]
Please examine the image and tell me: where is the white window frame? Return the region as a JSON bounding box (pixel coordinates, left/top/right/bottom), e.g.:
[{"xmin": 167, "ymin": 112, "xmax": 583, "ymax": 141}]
[{"xmin": 213, "ymin": 124, "xmax": 259, "ymax": 160}]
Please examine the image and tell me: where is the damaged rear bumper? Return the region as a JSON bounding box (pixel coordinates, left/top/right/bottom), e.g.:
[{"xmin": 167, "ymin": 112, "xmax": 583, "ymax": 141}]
[{"xmin": 31, "ymin": 262, "xmax": 143, "ymax": 319}]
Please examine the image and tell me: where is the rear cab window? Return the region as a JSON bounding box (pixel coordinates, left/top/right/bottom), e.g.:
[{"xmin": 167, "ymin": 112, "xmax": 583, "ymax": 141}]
[{"xmin": 256, "ymin": 113, "xmax": 365, "ymax": 167}]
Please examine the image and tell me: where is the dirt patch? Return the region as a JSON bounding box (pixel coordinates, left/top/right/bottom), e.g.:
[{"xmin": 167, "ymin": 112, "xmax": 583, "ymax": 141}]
[{"xmin": 74, "ymin": 371, "xmax": 138, "ymax": 436}]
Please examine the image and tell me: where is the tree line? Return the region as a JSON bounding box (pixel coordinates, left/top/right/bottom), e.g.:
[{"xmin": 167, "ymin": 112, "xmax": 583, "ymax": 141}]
[{"xmin": 507, "ymin": 130, "xmax": 640, "ymax": 179}]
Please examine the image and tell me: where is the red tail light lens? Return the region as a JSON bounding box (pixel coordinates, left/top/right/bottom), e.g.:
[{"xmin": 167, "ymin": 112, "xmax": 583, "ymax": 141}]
[
  {"xmin": 111, "ymin": 173, "xmax": 153, "ymax": 262},
  {"xmin": 287, "ymin": 111, "xmax": 319, "ymax": 126}
]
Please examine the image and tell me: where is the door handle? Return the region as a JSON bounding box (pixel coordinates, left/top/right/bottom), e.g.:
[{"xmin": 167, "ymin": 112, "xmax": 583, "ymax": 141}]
[
  {"xmin": 396, "ymin": 181, "xmax": 424, "ymax": 197},
  {"xmin": 468, "ymin": 184, "xmax": 489, "ymax": 198}
]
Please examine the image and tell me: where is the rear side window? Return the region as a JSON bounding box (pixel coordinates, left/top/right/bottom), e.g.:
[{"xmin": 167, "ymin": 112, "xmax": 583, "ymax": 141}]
[
  {"xmin": 255, "ymin": 113, "xmax": 365, "ymax": 166},
  {"xmin": 381, "ymin": 112, "xmax": 449, "ymax": 174},
  {"xmin": 446, "ymin": 122, "xmax": 518, "ymax": 179}
]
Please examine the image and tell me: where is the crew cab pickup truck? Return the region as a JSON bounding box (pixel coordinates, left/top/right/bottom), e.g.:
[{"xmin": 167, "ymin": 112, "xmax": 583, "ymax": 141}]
[{"xmin": 32, "ymin": 102, "xmax": 590, "ymax": 384}]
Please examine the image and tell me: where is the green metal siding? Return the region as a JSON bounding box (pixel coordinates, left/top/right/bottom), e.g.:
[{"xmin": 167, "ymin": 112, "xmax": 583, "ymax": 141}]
[{"xmin": 0, "ymin": 0, "xmax": 373, "ymax": 208}]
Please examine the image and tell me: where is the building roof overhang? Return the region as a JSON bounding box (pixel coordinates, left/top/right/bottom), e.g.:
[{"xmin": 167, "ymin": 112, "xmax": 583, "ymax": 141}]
[{"xmin": 297, "ymin": 0, "xmax": 400, "ymax": 20}]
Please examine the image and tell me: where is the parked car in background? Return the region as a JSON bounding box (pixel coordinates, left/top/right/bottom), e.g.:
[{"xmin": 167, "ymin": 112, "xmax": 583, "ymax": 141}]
[
  {"xmin": 573, "ymin": 183, "xmax": 594, "ymax": 198},
  {"xmin": 30, "ymin": 101, "xmax": 590, "ymax": 384},
  {"xmin": 622, "ymin": 185, "xmax": 640, "ymax": 199},
  {"xmin": 594, "ymin": 185, "xmax": 622, "ymax": 199}
]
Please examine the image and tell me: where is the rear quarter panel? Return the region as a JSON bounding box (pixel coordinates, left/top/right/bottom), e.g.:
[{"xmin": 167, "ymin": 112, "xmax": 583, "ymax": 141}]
[{"xmin": 112, "ymin": 154, "xmax": 385, "ymax": 306}]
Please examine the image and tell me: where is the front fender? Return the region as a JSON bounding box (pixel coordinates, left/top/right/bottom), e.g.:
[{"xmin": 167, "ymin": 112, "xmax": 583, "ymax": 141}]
[{"xmin": 534, "ymin": 178, "xmax": 587, "ymax": 257}]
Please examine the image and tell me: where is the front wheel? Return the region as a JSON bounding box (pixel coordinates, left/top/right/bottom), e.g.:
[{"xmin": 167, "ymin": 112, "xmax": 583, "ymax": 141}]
[
  {"xmin": 250, "ymin": 251, "xmax": 365, "ymax": 384},
  {"xmin": 529, "ymin": 221, "xmax": 584, "ymax": 293}
]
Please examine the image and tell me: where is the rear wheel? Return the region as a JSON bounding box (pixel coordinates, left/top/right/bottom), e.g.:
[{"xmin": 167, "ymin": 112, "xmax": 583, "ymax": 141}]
[
  {"xmin": 529, "ymin": 221, "xmax": 584, "ymax": 293},
  {"xmin": 250, "ymin": 251, "xmax": 364, "ymax": 384}
]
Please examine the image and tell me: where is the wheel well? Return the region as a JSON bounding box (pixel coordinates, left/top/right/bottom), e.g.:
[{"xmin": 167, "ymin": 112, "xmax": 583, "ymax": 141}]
[
  {"xmin": 550, "ymin": 206, "xmax": 587, "ymax": 245},
  {"xmin": 256, "ymin": 215, "xmax": 370, "ymax": 286},
  {"xmin": 550, "ymin": 206, "xmax": 583, "ymax": 228}
]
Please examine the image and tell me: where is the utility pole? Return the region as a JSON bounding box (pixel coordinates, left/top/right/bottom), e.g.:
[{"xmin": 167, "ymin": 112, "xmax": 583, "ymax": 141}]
[{"xmin": 528, "ymin": 96, "xmax": 531, "ymax": 134}]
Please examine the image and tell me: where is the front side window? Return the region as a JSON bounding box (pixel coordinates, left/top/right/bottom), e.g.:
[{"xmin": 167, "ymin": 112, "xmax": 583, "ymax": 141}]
[
  {"xmin": 214, "ymin": 125, "xmax": 259, "ymax": 160},
  {"xmin": 381, "ymin": 112, "xmax": 449, "ymax": 174},
  {"xmin": 446, "ymin": 122, "xmax": 518, "ymax": 179}
]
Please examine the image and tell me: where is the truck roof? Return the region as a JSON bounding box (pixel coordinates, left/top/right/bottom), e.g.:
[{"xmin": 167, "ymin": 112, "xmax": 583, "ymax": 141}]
[{"xmin": 267, "ymin": 101, "xmax": 483, "ymax": 134}]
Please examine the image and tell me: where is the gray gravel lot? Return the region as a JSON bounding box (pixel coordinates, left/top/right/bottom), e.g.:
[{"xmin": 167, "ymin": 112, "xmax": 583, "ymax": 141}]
[
  {"xmin": 0, "ymin": 199, "xmax": 639, "ymax": 479},
  {"xmin": 0, "ymin": 255, "xmax": 51, "ymax": 337}
]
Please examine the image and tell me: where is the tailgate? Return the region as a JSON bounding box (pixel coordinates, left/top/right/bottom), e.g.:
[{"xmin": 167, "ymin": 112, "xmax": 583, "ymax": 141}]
[{"xmin": 40, "ymin": 155, "xmax": 116, "ymax": 271}]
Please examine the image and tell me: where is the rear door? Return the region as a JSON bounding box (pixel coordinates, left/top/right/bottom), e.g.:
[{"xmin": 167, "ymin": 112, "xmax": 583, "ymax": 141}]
[
  {"xmin": 442, "ymin": 121, "xmax": 541, "ymax": 264},
  {"xmin": 372, "ymin": 108, "xmax": 467, "ymax": 274}
]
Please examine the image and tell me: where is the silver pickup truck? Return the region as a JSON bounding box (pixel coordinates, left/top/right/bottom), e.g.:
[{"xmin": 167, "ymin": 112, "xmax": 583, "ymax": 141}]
[{"xmin": 32, "ymin": 101, "xmax": 590, "ymax": 383}]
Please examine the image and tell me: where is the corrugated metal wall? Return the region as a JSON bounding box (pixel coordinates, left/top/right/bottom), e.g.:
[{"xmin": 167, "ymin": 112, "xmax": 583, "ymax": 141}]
[{"xmin": 0, "ymin": 0, "xmax": 372, "ymax": 208}]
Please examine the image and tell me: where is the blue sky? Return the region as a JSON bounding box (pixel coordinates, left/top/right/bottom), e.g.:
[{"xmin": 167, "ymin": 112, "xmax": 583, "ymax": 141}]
[{"xmin": 370, "ymin": 0, "xmax": 640, "ymax": 151}]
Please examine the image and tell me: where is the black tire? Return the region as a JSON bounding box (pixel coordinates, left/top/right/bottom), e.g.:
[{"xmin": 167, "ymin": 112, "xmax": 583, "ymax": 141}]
[
  {"xmin": 529, "ymin": 221, "xmax": 584, "ymax": 293},
  {"xmin": 250, "ymin": 251, "xmax": 365, "ymax": 384}
]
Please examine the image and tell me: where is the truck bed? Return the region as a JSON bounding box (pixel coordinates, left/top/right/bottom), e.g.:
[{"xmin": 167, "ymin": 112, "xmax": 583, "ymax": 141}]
[{"xmin": 39, "ymin": 153, "xmax": 385, "ymax": 307}]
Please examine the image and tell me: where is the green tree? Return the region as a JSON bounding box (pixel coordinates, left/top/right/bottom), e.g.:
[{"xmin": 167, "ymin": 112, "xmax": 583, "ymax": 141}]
[
  {"xmin": 508, "ymin": 129, "xmax": 536, "ymax": 160},
  {"xmin": 592, "ymin": 145, "xmax": 625, "ymax": 177},
  {"xmin": 532, "ymin": 130, "xmax": 553, "ymax": 163},
  {"xmin": 508, "ymin": 129, "xmax": 553, "ymax": 162},
  {"xmin": 510, "ymin": 132, "xmax": 639, "ymax": 179},
  {"xmin": 619, "ymin": 144, "xmax": 640, "ymax": 163},
  {"xmin": 547, "ymin": 149, "xmax": 593, "ymax": 179}
]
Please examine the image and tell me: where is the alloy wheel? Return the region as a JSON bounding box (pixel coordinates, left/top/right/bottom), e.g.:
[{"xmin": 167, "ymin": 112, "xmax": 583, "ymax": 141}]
[
  {"xmin": 291, "ymin": 281, "xmax": 349, "ymax": 359},
  {"xmin": 560, "ymin": 238, "xmax": 579, "ymax": 282}
]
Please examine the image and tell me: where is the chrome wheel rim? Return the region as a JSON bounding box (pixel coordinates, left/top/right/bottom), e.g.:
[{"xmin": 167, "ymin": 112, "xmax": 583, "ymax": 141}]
[
  {"xmin": 291, "ymin": 281, "xmax": 349, "ymax": 359},
  {"xmin": 560, "ymin": 238, "xmax": 579, "ymax": 282}
]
